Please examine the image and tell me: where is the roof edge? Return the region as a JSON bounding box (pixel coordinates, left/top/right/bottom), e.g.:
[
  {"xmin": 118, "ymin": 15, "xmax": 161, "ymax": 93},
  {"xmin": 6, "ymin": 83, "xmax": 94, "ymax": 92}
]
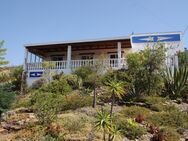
[{"xmin": 24, "ymin": 36, "xmax": 130, "ymax": 48}]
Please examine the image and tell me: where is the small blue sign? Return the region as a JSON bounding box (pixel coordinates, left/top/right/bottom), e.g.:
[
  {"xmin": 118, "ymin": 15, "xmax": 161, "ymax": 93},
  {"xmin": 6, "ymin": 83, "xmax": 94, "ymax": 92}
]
[
  {"xmin": 30, "ymin": 72, "xmax": 43, "ymax": 77},
  {"xmin": 132, "ymin": 34, "xmax": 181, "ymax": 43}
]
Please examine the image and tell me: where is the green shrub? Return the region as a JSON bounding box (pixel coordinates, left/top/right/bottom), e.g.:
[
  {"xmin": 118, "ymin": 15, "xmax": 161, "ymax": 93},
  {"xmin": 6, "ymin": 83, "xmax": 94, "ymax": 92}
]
[
  {"xmin": 33, "ymin": 92, "xmax": 63, "ymax": 125},
  {"xmin": 120, "ymin": 106, "xmax": 151, "ymax": 118},
  {"xmin": 0, "ymin": 87, "xmax": 15, "ymax": 115},
  {"xmin": 59, "ymin": 114, "xmax": 86, "ymax": 133},
  {"xmin": 178, "ymin": 51, "xmax": 188, "ymax": 67},
  {"xmin": 40, "ymin": 78, "xmax": 72, "ymax": 95},
  {"xmin": 162, "ymin": 128, "xmax": 181, "ymax": 141},
  {"xmin": 59, "ymin": 74, "xmax": 79, "ymax": 89},
  {"xmin": 52, "ymin": 72, "xmax": 64, "ymax": 80},
  {"xmin": 31, "ymin": 78, "xmax": 47, "ymax": 89},
  {"xmin": 146, "ymin": 109, "xmax": 188, "ymax": 129},
  {"xmin": 11, "ymin": 96, "xmax": 31, "ymax": 109},
  {"xmin": 116, "ymin": 118, "xmax": 146, "ymax": 140},
  {"xmin": 73, "ymin": 66, "xmax": 93, "ymax": 81},
  {"xmin": 126, "ymin": 44, "xmax": 166, "ymax": 96},
  {"xmin": 10, "ymin": 66, "xmax": 23, "ymax": 91},
  {"xmin": 60, "ymin": 92, "xmax": 92, "ymax": 111},
  {"xmin": 163, "ymin": 66, "xmax": 188, "ymax": 99},
  {"xmin": 136, "ymin": 96, "xmax": 172, "ymax": 112}
]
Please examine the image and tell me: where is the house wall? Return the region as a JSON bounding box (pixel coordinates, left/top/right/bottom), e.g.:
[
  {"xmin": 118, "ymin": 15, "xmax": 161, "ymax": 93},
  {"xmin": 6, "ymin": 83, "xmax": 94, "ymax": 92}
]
[{"xmin": 44, "ymin": 48, "xmax": 131, "ymax": 61}]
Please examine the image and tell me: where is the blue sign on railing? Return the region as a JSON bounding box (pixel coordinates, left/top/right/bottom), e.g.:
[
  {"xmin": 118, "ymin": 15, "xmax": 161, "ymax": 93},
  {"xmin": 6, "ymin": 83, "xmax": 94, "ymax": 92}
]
[
  {"xmin": 30, "ymin": 72, "xmax": 43, "ymax": 77},
  {"xmin": 131, "ymin": 34, "xmax": 181, "ymax": 43}
]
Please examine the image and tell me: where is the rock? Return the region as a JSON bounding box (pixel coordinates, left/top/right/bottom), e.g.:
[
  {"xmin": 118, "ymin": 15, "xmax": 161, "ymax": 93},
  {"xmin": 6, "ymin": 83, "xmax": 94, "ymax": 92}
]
[
  {"xmin": 124, "ymin": 102, "xmax": 151, "ymax": 108},
  {"xmin": 172, "ymin": 101, "xmax": 188, "ymax": 113},
  {"xmin": 0, "ymin": 128, "xmax": 8, "ymax": 134},
  {"xmin": 14, "ymin": 107, "xmax": 33, "ymax": 113},
  {"xmin": 139, "ymin": 133, "xmax": 153, "ymax": 141},
  {"xmin": 1, "ymin": 110, "xmax": 16, "ymax": 121},
  {"xmin": 183, "ymin": 130, "xmax": 188, "ymax": 140},
  {"xmin": 1, "ymin": 122, "xmax": 23, "ymax": 131},
  {"xmin": 122, "ymin": 137, "xmax": 130, "ymax": 141}
]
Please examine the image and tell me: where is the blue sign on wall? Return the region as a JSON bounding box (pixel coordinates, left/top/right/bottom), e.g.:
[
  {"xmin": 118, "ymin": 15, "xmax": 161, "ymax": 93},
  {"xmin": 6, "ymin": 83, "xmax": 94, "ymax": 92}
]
[
  {"xmin": 30, "ymin": 72, "xmax": 43, "ymax": 78},
  {"xmin": 132, "ymin": 34, "xmax": 181, "ymax": 43}
]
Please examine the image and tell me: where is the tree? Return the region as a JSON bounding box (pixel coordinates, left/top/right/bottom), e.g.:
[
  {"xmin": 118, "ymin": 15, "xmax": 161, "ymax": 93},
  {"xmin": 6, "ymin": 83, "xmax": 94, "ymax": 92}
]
[
  {"xmin": 33, "ymin": 92, "xmax": 63, "ymax": 125},
  {"xmin": 0, "ymin": 40, "xmax": 9, "ymax": 83},
  {"xmin": 105, "ymin": 80, "xmax": 125, "ymax": 118},
  {"xmin": 178, "ymin": 51, "xmax": 188, "ymax": 67},
  {"xmin": 10, "ymin": 66, "xmax": 23, "ymax": 91},
  {"xmin": 95, "ymin": 108, "xmax": 111, "ymax": 141},
  {"xmin": 0, "ymin": 41, "xmax": 8, "ymax": 66},
  {"xmin": 126, "ymin": 43, "xmax": 166, "ymax": 96},
  {"xmin": 74, "ymin": 60, "xmax": 104, "ymax": 108},
  {"xmin": 86, "ymin": 72, "xmax": 102, "ymax": 108}
]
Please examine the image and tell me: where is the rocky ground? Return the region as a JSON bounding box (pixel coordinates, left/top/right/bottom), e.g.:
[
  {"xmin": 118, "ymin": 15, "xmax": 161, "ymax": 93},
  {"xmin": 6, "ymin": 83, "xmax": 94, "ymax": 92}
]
[{"xmin": 1, "ymin": 101, "xmax": 188, "ymax": 141}]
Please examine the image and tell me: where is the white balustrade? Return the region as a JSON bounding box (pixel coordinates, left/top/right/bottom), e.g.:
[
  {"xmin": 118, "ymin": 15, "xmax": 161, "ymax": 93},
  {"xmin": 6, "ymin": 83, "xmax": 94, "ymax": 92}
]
[{"xmin": 26, "ymin": 58, "xmax": 126, "ymax": 71}]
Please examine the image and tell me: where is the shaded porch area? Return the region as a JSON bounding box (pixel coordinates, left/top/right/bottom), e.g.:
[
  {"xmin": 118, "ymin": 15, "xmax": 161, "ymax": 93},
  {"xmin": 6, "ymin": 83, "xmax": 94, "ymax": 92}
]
[{"xmin": 24, "ymin": 37, "xmax": 131, "ymax": 72}]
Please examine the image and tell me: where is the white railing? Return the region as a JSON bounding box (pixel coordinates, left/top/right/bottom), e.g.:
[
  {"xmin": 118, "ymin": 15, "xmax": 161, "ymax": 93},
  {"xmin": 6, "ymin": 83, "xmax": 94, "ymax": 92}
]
[{"xmin": 26, "ymin": 58, "xmax": 126, "ymax": 71}]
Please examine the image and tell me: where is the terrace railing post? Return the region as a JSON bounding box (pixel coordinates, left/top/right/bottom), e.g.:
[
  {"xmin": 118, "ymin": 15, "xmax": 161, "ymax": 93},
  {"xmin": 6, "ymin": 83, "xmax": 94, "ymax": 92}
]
[
  {"xmin": 23, "ymin": 48, "xmax": 28, "ymax": 71},
  {"xmin": 67, "ymin": 45, "xmax": 72, "ymax": 71},
  {"xmin": 117, "ymin": 42, "xmax": 122, "ymax": 68}
]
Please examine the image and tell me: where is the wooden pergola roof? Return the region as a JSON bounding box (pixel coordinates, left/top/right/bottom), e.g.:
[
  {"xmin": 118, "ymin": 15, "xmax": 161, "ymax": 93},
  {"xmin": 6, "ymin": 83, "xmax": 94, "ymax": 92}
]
[{"xmin": 25, "ymin": 37, "xmax": 132, "ymax": 57}]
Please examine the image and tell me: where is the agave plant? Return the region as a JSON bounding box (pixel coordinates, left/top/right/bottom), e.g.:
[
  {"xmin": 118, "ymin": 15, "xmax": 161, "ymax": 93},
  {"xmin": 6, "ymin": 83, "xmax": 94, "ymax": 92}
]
[
  {"xmin": 163, "ymin": 66, "xmax": 188, "ymax": 99},
  {"xmin": 95, "ymin": 108, "xmax": 111, "ymax": 141}
]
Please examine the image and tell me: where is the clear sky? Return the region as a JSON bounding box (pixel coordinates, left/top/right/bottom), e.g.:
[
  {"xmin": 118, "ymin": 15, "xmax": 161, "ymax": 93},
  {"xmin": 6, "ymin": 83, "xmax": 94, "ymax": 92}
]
[{"xmin": 0, "ymin": 0, "xmax": 188, "ymax": 65}]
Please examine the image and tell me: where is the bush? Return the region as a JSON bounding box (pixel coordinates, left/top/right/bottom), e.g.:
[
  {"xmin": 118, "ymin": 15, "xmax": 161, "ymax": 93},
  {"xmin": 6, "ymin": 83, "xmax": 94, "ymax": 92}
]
[
  {"xmin": 163, "ymin": 66, "xmax": 188, "ymax": 99},
  {"xmin": 11, "ymin": 95, "xmax": 31, "ymax": 109},
  {"xmin": 116, "ymin": 118, "xmax": 146, "ymax": 140},
  {"xmin": 146, "ymin": 109, "xmax": 188, "ymax": 129},
  {"xmin": 59, "ymin": 74, "xmax": 79, "ymax": 89},
  {"xmin": 33, "ymin": 92, "xmax": 63, "ymax": 125},
  {"xmin": 59, "ymin": 114, "xmax": 86, "ymax": 133},
  {"xmin": 135, "ymin": 114, "xmax": 144, "ymax": 123},
  {"xmin": 52, "ymin": 72, "xmax": 64, "ymax": 80},
  {"xmin": 60, "ymin": 92, "xmax": 92, "ymax": 111},
  {"xmin": 120, "ymin": 106, "xmax": 151, "ymax": 118},
  {"xmin": 0, "ymin": 87, "xmax": 15, "ymax": 115},
  {"xmin": 10, "ymin": 66, "xmax": 23, "ymax": 91},
  {"xmin": 40, "ymin": 78, "xmax": 72, "ymax": 95},
  {"xmin": 151, "ymin": 131, "xmax": 165, "ymax": 141},
  {"xmin": 162, "ymin": 128, "xmax": 181, "ymax": 141},
  {"xmin": 126, "ymin": 44, "xmax": 166, "ymax": 96},
  {"xmin": 73, "ymin": 66, "xmax": 93, "ymax": 81},
  {"xmin": 136, "ymin": 96, "xmax": 173, "ymax": 112},
  {"xmin": 31, "ymin": 78, "xmax": 47, "ymax": 89}
]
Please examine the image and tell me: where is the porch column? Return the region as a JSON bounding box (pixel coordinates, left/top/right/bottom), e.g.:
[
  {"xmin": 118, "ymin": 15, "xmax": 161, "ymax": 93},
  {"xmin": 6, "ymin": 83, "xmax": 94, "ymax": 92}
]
[
  {"xmin": 24, "ymin": 48, "xmax": 28, "ymax": 71},
  {"xmin": 67, "ymin": 45, "xmax": 72, "ymax": 70},
  {"xmin": 117, "ymin": 42, "xmax": 122, "ymax": 68}
]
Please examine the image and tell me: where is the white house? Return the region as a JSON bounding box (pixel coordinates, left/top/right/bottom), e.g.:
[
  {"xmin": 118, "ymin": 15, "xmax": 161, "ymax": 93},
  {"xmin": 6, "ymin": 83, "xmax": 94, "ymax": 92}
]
[{"xmin": 24, "ymin": 31, "xmax": 184, "ymax": 86}]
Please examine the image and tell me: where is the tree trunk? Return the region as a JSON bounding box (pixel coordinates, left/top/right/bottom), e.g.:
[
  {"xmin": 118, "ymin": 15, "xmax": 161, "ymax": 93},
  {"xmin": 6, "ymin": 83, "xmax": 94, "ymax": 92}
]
[
  {"xmin": 110, "ymin": 92, "xmax": 115, "ymax": 118},
  {"xmin": 92, "ymin": 86, "xmax": 96, "ymax": 108},
  {"xmin": 108, "ymin": 92, "xmax": 115, "ymax": 141},
  {"xmin": 103, "ymin": 127, "xmax": 106, "ymax": 141}
]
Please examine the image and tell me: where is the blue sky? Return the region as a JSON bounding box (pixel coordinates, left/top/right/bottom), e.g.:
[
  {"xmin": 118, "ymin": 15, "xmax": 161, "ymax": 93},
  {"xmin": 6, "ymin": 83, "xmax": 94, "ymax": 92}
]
[{"xmin": 0, "ymin": 0, "xmax": 188, "ymax": 65}]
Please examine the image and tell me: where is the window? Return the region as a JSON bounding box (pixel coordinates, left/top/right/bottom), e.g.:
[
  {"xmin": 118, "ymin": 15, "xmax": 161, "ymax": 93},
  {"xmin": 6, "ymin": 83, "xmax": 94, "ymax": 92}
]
[
  {"xmin": 81, "ymin": 55, "xmax": 93, "ymax": 60},
  {"xmin": 109, "ymin": 53, "xmax": 118, "ymax": 59},
  {"xmin": 108, "ymin": 52, "xmax": 124, "ymax": 59},
  {"xmin": 51, "ymin": 56, "xmax": 64, "ymax": 61}
]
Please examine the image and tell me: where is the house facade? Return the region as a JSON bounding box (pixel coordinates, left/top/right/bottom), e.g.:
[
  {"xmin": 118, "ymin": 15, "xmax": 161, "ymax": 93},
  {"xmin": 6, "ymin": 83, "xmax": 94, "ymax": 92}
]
[{"xmin": 24, "ymin": 31, "xmax": 183, "ymax": 86}]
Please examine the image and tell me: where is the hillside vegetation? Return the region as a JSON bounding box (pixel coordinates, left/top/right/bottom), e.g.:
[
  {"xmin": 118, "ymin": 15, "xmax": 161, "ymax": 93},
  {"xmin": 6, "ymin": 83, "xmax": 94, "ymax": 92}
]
[{"xmin": 0, "ymin": 43, "xmax": 188, "ymax": 141}]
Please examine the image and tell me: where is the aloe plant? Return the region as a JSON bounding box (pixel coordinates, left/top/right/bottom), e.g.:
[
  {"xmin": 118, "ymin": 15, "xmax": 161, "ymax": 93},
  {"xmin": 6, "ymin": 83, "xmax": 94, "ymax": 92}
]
[
  {"xmin": 95, "ymin": 109, "xmax": 111, "ymax": 141},
  {"xmin": 163, "ymin": 66, "xmax": 188, "ymax": 99}
]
